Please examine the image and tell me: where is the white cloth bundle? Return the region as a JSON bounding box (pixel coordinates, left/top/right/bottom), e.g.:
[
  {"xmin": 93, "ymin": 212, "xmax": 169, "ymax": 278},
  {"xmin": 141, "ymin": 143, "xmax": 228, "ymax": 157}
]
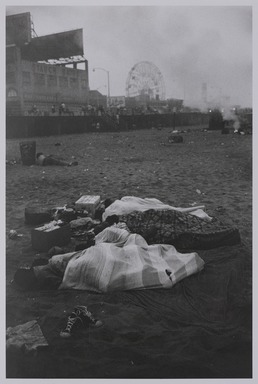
[{"xmin": 59, "ymin": 227, "xmax": 204, "ymax": 293}]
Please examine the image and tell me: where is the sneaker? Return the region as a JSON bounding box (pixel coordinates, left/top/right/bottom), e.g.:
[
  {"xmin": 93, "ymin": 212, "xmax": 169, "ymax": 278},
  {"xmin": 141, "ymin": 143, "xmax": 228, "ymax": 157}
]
[
  {"xmin": 60, "ymin": 311, "xmax": 84, "ymax": 338},
  {"xmin": 74, "ymin": 305, "xmax": 103, "ymax": 328}
]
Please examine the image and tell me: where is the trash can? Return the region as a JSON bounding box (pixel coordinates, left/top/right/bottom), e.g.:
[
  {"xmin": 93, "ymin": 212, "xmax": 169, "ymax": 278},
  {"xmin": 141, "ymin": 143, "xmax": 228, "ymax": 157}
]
[{"xmin": 19, "ymin": 141, "xmax": 36, "ymax": 165}]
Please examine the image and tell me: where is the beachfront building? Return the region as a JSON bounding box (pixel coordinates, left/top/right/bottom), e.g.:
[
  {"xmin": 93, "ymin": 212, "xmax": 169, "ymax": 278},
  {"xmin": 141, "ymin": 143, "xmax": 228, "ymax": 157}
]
[{"xmin": 6, "ymin": 12, "xmax": 89, "ymax": 116}]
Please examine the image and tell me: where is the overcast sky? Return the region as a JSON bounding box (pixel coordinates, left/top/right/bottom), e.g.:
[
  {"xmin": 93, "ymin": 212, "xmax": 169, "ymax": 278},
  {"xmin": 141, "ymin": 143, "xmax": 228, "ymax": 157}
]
[{"xmin": 6, "ymin": 5, "xmax": 252, "ymax": 108}]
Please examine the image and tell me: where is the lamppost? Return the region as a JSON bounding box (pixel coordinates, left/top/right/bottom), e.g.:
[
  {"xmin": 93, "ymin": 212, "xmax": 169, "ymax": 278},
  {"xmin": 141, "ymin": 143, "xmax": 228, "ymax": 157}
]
[{"xmin": 93, "ymin": 67, "xmax": 110, "ymax": 108}]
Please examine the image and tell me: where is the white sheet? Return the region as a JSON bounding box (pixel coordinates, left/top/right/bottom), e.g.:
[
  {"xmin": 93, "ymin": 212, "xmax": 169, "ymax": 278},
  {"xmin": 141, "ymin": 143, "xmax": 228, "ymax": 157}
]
[
  {"xmin": 103, "ymin": 196, "xmax": 212, "ymax": 222},
  {"xmin": 59, "ymin": 227, "xmax": 204, "ymax": 293}
]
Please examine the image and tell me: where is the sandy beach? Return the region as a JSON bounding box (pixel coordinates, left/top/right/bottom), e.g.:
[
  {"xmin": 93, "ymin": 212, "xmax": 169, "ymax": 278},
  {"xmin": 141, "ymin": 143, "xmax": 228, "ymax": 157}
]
[{"xmin": 6, "ymin": 126, "xmax": 252, "ymax": 378}]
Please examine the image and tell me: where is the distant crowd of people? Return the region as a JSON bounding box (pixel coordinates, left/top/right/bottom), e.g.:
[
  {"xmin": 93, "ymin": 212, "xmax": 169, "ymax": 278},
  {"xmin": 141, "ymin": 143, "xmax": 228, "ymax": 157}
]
[
  {"xmin": 26, "ymin": 103, "xmax": 182, "ymax": 118},
  {"xmin": 28, "ymin": 103, "xmax": 75, "ymax": 116}
]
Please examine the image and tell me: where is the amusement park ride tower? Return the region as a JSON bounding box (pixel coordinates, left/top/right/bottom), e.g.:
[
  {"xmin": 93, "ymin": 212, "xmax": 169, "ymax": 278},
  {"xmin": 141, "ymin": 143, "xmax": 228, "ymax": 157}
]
[{"xmin": 126, "ymin": 61, "xmax": 166, "ymax": 102}]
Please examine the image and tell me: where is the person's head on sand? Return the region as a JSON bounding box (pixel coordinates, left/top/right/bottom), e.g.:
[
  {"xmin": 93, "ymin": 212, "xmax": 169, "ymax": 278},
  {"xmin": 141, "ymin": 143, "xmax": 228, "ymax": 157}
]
[
  {"xmin": 105, "ymin": 215, "xmax": 119, "ymax": 225},
  {"xmin": 103, "ymin": 198, "xmax": 114, "ymax": 208}
]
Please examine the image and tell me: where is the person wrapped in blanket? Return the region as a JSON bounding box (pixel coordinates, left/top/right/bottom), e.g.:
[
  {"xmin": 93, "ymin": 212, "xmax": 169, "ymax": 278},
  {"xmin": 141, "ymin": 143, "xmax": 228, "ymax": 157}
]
[
  {"xmin": 119, "ymin": 208, "xmax": 241, "ymax": 250},
  {"xmin": 13, "ymin": 208, "xmax": 240, "ymax": 291},
  {"xmin": 101, "ymin": 197, "xmax": 240, "ymax": 250},
  {"xmin": 13, "ymin": 216, "xmax": 131, "ymax": 291}
]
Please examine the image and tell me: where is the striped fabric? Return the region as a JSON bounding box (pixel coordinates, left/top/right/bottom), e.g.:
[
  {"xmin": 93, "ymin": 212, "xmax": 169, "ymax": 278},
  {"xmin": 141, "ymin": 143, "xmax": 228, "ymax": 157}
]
[{"xmin": 59, "ymin": 227, "xmax": 204, "ymax": 293}]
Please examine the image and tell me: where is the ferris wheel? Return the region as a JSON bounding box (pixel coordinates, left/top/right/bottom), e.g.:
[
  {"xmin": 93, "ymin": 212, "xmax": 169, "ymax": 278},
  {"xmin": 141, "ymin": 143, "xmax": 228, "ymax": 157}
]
[{"xmin": 125, "ymin": 61, "xmax": 166, "ymax": 100}]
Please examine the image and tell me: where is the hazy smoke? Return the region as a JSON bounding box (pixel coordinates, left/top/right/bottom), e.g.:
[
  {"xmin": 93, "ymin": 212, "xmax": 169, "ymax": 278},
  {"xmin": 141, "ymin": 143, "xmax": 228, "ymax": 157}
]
[{"xmin": 222, "ymin": 107, "xmax": 240, "ymax": 130}]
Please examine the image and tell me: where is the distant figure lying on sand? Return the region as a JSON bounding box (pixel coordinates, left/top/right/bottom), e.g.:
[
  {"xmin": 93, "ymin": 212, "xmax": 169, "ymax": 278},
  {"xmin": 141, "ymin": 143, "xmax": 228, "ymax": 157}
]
[{"xmin": 36, "ymin": 152, "xmax": 78, "ymax": 167}]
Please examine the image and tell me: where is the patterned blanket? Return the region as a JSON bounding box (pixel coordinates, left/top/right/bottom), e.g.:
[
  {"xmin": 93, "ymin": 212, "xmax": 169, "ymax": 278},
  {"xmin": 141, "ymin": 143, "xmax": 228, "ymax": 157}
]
[
  {"xmin": 120, "ymin": 209, "xmax": 241, "ymax": 250},
  {"xmin": 59, "ymin": 227, "xmax": 204, "ymax": 292},
  {"xmin": 102, "ymin": 197, "xmax": 240, "ymax": 250}
]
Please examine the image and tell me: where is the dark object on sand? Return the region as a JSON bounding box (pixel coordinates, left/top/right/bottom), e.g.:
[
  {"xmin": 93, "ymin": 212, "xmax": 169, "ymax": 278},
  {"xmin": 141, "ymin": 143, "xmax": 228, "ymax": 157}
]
[
  {"xmin": 94, "ymin": 198, "xmax": 114, "ymax": 221},
  {"xmin": 59, "ymin": 208, "xmax": 77, "ymax": 223},
  {"xmin": 19, "ymin": 141, "xmax": 36, "ymax": 166},
  {"xmin": 13, "ymin": 268, "xmax": 38, "ymax": 290},
  {"xmin": 103, "ymin": 198, "xmax": 114, "ymax": 208},
  {"xmin": 31, "ymin": 222, "xmax": 71, "ymax": 252},
  {"xmin": 14, "ymin": 264, "xmax": 63, "ymax": 290},
  {"xmin": 105, "ymin": 214, "xmax": 119, "ymax": 225},
  {"xmin": 168, "ymin": 135, "xmax": 183, "ymax": 143},
  {"xmin": 25, "ymin": 206, "xmax": 52, "ymax": 225},
  {"xmin": 60, "ymin": 305, "xmax": 103, "ymax": 338}
]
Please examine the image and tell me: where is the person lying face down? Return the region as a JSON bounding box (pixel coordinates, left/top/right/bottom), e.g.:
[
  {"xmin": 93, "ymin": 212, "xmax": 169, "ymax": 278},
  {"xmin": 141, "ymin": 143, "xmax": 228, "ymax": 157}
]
[{"xmin": 36, "ymin": 152, "xmax": 78, "ymax": 167}]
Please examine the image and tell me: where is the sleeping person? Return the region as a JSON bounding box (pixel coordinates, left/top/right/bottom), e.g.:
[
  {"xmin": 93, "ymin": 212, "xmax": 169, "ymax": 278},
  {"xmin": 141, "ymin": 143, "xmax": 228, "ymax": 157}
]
[{"xmin": 13, "ymin": 226, "xmax": 205, "ymax": 293}]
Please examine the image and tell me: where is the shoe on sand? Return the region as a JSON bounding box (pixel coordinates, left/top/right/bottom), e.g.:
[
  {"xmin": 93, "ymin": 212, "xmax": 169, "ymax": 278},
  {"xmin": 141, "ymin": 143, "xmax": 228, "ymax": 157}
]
[
  {"xmin": 74, "ymin": 305, "xmax": 103, "ymax": 327},
  {"xmin": 60, "ymin": 313, "xmax": 83, "ymax": 338},
  {"xmin": 60, "ymin": 305, "xmax": 103, "ymax": 338}
]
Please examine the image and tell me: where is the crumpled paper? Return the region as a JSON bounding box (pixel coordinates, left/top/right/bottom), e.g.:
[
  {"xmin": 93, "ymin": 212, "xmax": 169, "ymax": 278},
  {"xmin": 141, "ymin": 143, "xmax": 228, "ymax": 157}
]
[{"xmin": 6, "ymin": 320, "xmax": 48, "ymax": 355}]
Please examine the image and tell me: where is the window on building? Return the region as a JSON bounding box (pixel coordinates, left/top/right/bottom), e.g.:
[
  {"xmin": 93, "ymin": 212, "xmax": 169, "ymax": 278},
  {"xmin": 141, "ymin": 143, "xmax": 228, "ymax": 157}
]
[
  {"xmin": 22, "ymin": 71, "xmax": 31, "ymax": 85},
  {"xmin": 7, "ymin": 88, "xmax": 18, "ymax": 97},
  {"xmin": 34, "ymin": 73, "xmax": 45, "ymax": 86},
  {"xmin": 70, "ymin": 77, "xmax": 78, "ymax": 88},
  {"xmin": 6, "ymin": 72, "xmax": 16, "ymax": 83},
  {"xmin": 59, "ymin": 76, "xmax": 68, "ymax": 88},
  {"xmin": 47, "ymin": 75, "xmax": 57, "ymax": 87}
]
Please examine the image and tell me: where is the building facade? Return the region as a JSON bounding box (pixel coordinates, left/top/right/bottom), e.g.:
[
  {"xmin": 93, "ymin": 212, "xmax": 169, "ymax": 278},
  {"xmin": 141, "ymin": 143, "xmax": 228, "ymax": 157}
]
[{"xmin": 6, "ymin": 12, "xmax": 89, "ymax": 116}]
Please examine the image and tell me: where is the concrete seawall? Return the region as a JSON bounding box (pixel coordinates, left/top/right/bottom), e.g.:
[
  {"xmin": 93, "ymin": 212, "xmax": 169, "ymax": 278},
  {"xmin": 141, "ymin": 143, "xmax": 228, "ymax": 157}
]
[{"xmin": 6, "ymin": 113, "xmax": 209, "ymax": 139}]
